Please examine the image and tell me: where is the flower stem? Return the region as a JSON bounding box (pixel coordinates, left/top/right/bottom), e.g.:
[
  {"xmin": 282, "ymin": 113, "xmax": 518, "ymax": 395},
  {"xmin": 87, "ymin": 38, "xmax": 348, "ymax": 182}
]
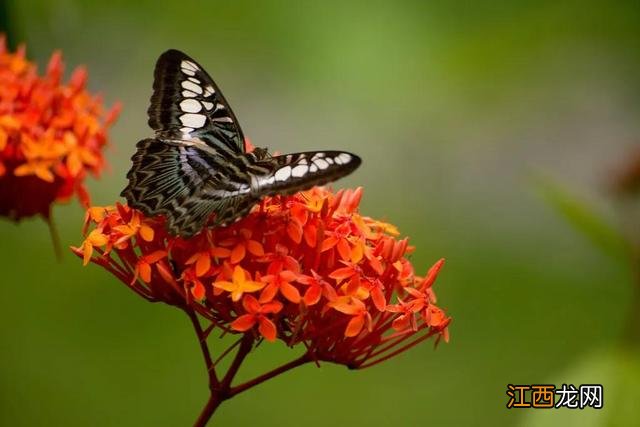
[
  {"xmin": 193, "ymin": 392, "xmax": 223, "ymax": 427},
  {"xmin": 189, "ymin": 325, "xmax": 311, "ymax": 426},
  {"xmin": 221, "ymin": 334, "xmax": 254, "ymax": 389},
  {"xmin": 187, "ymin": 309, "xmax": 219, "ymax": 389},
  {"xmin": 229, "ymin": 352, "xmax": 310, "ymax": 398},
  {"xmin": 46, "ymin": 211, "xmax": 63, "ymax": 262}
]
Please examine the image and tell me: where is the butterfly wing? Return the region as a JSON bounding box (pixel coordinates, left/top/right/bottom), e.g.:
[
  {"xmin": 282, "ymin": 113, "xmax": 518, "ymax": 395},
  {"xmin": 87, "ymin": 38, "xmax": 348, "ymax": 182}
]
[
  {"xmin": 147, "ymin": 49, "xmax": 245, "ymax": 155},
  {"xmin": 123, "ymin": 50, "xmax": 362, "ymax": 238},
  {"xmin": 250, "ymin": 151, "xmax": 361, "ymax": 197},
  {"xmin": 121, "ymin": 138, "xmax": 255, "ymax": 237}
]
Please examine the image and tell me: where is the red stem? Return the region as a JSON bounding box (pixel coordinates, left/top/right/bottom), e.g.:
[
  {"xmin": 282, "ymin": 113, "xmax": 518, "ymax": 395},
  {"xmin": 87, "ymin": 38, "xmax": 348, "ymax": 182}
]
[
  {"xmin": 193, "ymin": 392, "xmax": 223, "ymax": 427},
  {"xmin": 187, "ymin": 309, "xmax": 219, "ymax": 389},
  {"xmin": 357, "ymin": 328, "xmax": 441, "ymax": 369},
  {"xmin": 229, "ymin": 352, "xmax": 310, "ymax": 397},
  {"xmin": 188, "ymin": 319, "xmax": 312, "ymax": 426},
  {"xmin": 191, "ymin": 332, "xmax": 253, "ymax": 426},
  {"xmin": 212, "ymin": 337, "xmax": 242, "ymax": 367},
  {"xmin": 221, "ymin": 334, "xmax": 254, "ymax": 389}
]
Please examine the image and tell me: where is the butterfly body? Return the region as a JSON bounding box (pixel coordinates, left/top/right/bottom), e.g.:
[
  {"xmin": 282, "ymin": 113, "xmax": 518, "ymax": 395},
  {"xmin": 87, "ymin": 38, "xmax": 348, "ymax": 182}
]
[{"xmin": 122, "ymin": 50, "xmax": 360, "ymax": 237}]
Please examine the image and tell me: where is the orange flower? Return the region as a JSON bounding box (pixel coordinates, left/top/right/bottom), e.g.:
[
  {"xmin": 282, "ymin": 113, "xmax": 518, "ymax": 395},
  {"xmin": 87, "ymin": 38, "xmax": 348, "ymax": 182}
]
[
  {"xmin": 213, "ymin": 265, "xmax": 265, "ymax": 302},
  {"xmin": 132, "ymin": 250, "xmax": 167, "ymax": 284},
  {"xmin": 329, "ymin": 297, "xmax": 372, "ymax": 337},
  {"xmin": 219, "ymin": 228, "xmax": 264, "ymax": 264},
  {"xmin": 231, "ymin": 295, "xmax": 283, "ymax": 341},
  {"xmin": 296, "ymin": 270, "xmax": 334, "ymax": 306},
  {"xmin": 259, "ymin": 269, "xmax": 301, "ymax": 304},
  {"xmin": 73, "ymin": 187, "xmax": 451, "ymax": 369},
  {"xmin": 81, "ymin": 228, "xmax": 109, "ymax": 265},
  {"xmin": 112, "ymin": 210, "xmax": 154, "ymax": 245},
  {"xmin": 0, "ymin": 35, "xmax": 120, "ymax": 224}
]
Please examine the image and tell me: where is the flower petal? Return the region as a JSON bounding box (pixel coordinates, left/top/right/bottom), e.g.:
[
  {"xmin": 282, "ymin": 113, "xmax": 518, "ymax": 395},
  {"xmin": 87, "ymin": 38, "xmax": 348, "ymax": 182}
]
[
  {"xmin": 247, "ymin": 240, "xmax": 264, "ymax": 256},
  {"xmin": 420, "ymin": 258, "xmax": 445, "ymax": 290},
  {"xmin": 371, "ymin": 285, "xmax": 387, "ymax": 312},
  {"xmin": 242, "ymin": 295, "xmax": 262, "ymax": 314},
  {"xmin": 82, "ymin": 243, "xmax": 93, "ymax": 266},
  {"xmin": 280, "ymin": 281, "xmax": 301, "ymax": 304},
  {"xmin": 336, "ymin": 239, "xmax": 351, "ymax": 261},
  {"xmin": 139, "ymin": 224, "xmax": 155, "ymax": 242},
  {"xmin": 231, "ymin": 314, "xmax": 257, "ymax": 332},
  {"xmin": 139, "ymin": 262, "xmax": 152, "ymax": 283},
  {"xmin": 303, "ymin": 285, "xmax": 322, "ymax": 306},
  {"xmin": 195, "ymin": 252, "xmax": 211, "ymax": 277},
  {"xmin": 345, "ymin": 314, "xmax": 365, "ymax": 337},
  {"xmin": 231, "ymin": 243, "xmax": 246, "ymax": 264},
  {"xmin": 329, "ymin": 266, "xmax": 355, "ymax": 282},
  {"xmin": 287, "ymin": 220, "xmax": 303, "ymax": 244},
  {"xmin": 258, "ymin": 283, "xmax": 278, "ymax": 304},
  {"xmin": 258, "ymin": 317, "xmax": 277, "ymax": 342},
  {"xmin": 191, "ymin": 280, "xmax": 206, "ymax": 300}
]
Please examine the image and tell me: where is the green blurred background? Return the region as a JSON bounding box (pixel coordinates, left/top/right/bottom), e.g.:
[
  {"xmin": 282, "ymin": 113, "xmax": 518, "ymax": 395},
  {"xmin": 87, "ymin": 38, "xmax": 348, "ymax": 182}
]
[{"xmin": 2, "ymin": 1, "xmax": 640, "ymax": 425}]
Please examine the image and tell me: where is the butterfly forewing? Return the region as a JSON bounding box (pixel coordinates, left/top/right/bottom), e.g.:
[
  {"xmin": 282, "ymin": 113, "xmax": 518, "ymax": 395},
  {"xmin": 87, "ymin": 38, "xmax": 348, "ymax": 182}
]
[
  {"xmin": 123, "ymin": 49, "xmax": 361, "ymax": 238},
  {"xmin": 147, "ymin": 49, "xmax": 245, "ymax": 155},
  {"xmin": 252, "ymin": 151, "xmax": 361, "ymax": 197}
]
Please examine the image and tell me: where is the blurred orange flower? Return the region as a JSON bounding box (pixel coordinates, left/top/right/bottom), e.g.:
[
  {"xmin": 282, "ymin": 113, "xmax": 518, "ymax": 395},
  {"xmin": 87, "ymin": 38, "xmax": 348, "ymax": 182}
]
[{"xmin": 0, "ymin": 35, "xmax": 120, "ymax": 223}]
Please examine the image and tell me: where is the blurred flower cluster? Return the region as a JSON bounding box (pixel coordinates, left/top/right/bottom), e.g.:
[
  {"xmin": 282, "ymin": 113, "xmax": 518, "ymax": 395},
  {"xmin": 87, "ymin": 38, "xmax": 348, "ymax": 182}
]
[
  {"xmin": 74, "ymin": 187, "xmax": 450, "ymax": 368},
  {"xmin": 0, "ymin": 35, "xmax": 120, "ymax": 221}
]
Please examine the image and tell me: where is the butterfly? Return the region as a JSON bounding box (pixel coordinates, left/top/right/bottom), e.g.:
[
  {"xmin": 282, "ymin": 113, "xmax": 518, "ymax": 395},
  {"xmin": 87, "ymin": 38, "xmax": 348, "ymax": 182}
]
[{"xmin": 121, "ymin": 49, "xmax": 361, "ymax": 238}]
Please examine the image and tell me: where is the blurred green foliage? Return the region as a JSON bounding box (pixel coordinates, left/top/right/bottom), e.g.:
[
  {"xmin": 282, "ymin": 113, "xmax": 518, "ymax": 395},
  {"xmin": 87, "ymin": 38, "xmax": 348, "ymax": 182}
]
[
  {"xmin": 1, "ymin": 1, "xmax": 640, "ymax": 426},
  {"xmin": 534, "ymin": 174, "xmax": 629, "ymax": 261}
]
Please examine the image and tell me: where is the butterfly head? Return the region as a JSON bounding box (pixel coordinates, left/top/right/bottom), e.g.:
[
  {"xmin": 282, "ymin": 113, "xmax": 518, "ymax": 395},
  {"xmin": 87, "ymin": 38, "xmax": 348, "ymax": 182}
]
[{"xmin": 251, "ymin": 146, "xmax": 271, "ymax": 160}]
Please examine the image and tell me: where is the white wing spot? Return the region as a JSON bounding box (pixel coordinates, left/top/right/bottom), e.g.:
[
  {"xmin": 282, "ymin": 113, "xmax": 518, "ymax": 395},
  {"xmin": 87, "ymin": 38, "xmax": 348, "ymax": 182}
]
[
  {"xmin": 180, "ymin": 99, "xmax": 202, "ymax": 113},
  {"xmin": 187, "ymin": 77, "xmax": 200, "ymax": 84},
  {"xmin": 212, "ymin": 116, "xmax": 234, "ymax": 123},
  {"xmin": 275, "ymin": 166, "xmax": 291, "ymax": 181},
  {"xmin": 312, "ymin": 153, "xmax": 325, "ymax": 161},
  {"xmin": 291, "ymin": 165, "xmax": 308, "ymax": 178},
  {"xmin": 203, "ymin": 86, "xmax": 215, "ymax": 96},
  {"xmin": 338, "ymin": 153, "xmax": 352, "ymax": 164},
  {"xmin": 181, "ymin": 60, "xmax": 198, "ymax": 71},
  {"xmin": 202, "ymin": 101, "xmax": 214, "ymax": 110},
  {"xmin": 181, "ymin": 68, "xmax": 195, "ymax": 76},
  {"xmin": 182, "ymin": 90, "xmax": 197, "ymax": 98},
  {"xmin": 260, "ymin": 176, "xmax": 275, "ymax": 185},
  {"xmin": 214, "ymin": 103, "xmax": 226, "ymax": 111},
  {"xmin": 315, "ymin": 159, "xmax": 329, "ymax": 170},
  {"xmin": 310, "ymin": 165, "xmax": 318, "ymax": 172},
  {"xmin": 181, "ymin": 80, "xmax": 203, "ymax": 94},
  {"xmin": 180, "ymin": 126, "xmax": 193, "ymax": 135},
  {"xmin": 180, "ymin": 113, "xmax": 206, "ymax": 128},
  {"xmin": 298, "ymin": 158, "xmax": 308, "ymax": 165}
]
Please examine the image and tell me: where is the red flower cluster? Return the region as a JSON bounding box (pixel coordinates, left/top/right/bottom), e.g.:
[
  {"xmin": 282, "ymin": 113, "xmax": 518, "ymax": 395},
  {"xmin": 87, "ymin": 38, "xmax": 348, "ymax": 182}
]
[
  {"xmin": 0, "ymin": 35, "xmax": 120, "ymax": 220},
  {"xmin": 74, "ymin": 187, "xmax": 450, "ymax": 369}
]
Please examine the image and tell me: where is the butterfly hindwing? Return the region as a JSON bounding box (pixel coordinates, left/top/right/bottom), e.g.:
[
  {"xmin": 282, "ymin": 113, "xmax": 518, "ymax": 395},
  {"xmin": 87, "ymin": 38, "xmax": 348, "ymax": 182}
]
[
  {"xmin": 121, "ymin": 138, "xmax": 253, "ymax": 237},
  {"xmin": 252, "ymin": 151, "xmax": 361, "ymax": 197},
  {"xmin": 147, "ymin": 49, "xmax": 245, "ymax": 154}
]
